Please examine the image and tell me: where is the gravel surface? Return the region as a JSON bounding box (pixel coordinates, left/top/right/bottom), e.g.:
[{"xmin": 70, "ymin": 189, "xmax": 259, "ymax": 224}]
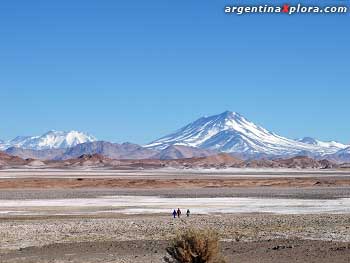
[
  {"xmin": 1, "ymin": 214, "xmax": 350, "ymax": 251},
  {"xmin": 1, "ymin": 214, "xmax": 350, "ymax": 262},
  {"xmin": 1, "ymin": 187, "xmax": 350, "ymax": 200},
  {"xmin": 1, "ymin": 239, "xmax": 350, "ymax": 263}
]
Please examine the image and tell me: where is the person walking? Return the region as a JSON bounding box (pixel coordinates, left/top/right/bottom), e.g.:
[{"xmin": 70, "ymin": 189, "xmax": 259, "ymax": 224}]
[
  {"xmin": 172, "ymin": 209, "xmax": 177, "ymax": 218},
  {"xmin": 177, "ymin": 208, "xmax": 181, "ymax": 218},
  {"xmin": 186, "ymin": 209, "xmax": 190, "ymax": 217}
]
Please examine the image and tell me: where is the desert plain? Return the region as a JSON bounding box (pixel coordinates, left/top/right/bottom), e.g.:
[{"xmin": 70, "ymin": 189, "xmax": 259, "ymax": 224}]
[{"xmin": 0, "ymin": 168, "xmax": 350, "ymax": 262}]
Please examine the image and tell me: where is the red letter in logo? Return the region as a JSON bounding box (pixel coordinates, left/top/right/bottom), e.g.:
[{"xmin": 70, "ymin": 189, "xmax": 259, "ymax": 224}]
[{"xmin": 282, "ymin": 4, "xmax": 290, "ymax": 13}]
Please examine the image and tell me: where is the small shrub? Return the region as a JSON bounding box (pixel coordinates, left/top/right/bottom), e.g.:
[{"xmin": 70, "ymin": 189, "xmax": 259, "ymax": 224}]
[{"xmin": 164, "ymin": 228, "xmax": 227, "ymax": 263}]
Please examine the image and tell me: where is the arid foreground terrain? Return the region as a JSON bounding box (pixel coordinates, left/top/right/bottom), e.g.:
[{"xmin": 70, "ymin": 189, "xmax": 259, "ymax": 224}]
[{"xmin": 1, "ymin": 168, "xmax": 350, "ymax": 262}]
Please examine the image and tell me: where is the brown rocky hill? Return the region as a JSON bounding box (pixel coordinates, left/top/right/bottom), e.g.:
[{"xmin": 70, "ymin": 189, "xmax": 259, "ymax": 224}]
[
  {"xmin": 169, "ymin": 153, "xmax": 244, "ymax": 168},
  {"xmin": 244, "ymin": 159, "xmax": 281, "ymax": 168},
  {"xmin": 1, "ymin": 151, "xmax": 340, "ymax": 170},
  {"xmin": 273, "ymin": 156, "xmax": 337, "ymax": 169},
  {"xmin": 47, "ymin": 153, "xmax": 242, "ymax": 169},
  {"xmin": 0, "ymin": 151, "xmax": 27, "ymax": 167}
]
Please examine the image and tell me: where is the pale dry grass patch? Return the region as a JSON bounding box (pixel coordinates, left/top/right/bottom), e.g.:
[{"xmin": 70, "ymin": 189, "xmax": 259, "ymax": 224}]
[{"xmin": 164, "ymin": 228, "xmax": 227, "ymax": 263}]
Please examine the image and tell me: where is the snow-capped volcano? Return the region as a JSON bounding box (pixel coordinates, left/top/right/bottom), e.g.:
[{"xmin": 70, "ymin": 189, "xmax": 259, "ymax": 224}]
[
  {"xmin": 146, "ymin": 111, "xmax": 348, "ymax": 157},
  {"xmin": 0, "ymin": 130, "xmax": 96, "ymax": 150}
]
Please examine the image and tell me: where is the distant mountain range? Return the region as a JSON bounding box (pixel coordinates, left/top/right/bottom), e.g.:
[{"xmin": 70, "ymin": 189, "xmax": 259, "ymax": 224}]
[
  {"xmin": 0, "ymin": 130, "xmax": 96, "ymax": 151},
  {"xmin": 1, "ymin": 111, "xmax": 349, "ymax": 162},
  {"xmin": 3, "ymin": 142, "xmax": 214, "ymax": 161}
]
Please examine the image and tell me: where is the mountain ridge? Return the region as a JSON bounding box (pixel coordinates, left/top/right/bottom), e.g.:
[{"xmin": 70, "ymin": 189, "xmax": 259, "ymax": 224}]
[
  {"xmin": 0, "ymin": 130, "xmax": 96, "ymax": 150},
  {"xmin": 4, "ymin": 141, "xmax": 215, "ymax": 161},
  {"xmin": 1, "ymin": 112, "xmax": 349, "ymax": 161}
]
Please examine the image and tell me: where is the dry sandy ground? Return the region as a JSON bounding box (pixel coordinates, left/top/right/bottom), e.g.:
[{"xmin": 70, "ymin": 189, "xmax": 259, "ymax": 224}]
[
  {"xmin": 1, "ymin": 168, "xmax": 350, "ymax": 189},
  {"xmin": 3, "ymin": 177, "xmax": 350, "ymax": 189}
]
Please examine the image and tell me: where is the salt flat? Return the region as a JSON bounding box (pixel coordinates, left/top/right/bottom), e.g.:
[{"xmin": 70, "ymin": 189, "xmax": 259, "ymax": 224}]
[{"xmin": 1, "ymin": 195, "xmax": 350, "ymax": 216}]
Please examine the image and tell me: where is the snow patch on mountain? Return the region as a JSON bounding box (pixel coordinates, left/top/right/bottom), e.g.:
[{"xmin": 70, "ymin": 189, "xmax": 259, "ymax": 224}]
[{"xmin": 298, "ymin": 137, "xmax": 347, "ymax": 150}]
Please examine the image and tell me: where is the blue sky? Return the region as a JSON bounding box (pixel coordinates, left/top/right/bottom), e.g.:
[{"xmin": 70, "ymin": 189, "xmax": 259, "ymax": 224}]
[{"xmin": 0, "ymin": 0, "xmax": 349, "ymax": 144}]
